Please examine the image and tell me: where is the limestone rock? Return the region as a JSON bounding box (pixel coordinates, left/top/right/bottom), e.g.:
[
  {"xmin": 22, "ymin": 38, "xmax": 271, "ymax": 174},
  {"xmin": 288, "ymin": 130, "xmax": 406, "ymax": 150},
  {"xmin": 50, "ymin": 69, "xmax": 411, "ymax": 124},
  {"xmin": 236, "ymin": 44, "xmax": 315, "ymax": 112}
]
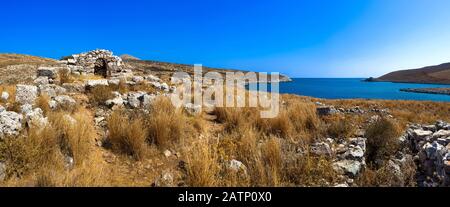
[
  {"xmin": 39, "ymin": 84, "xmax": 67, "ymax": 98},
  {"xmin": 85, "ymin": 79, "xmax": 109, "ymax": 89},
  {"xmin": 0, "ymin": 111, "xmax": 23, "ymax": 138},
  {"xmin": 54, "ymin": 95, "xmax": 76, "ymax": 109},
  {"xmin": 34, "ymin": 76, "xmax": 50, "ymax": 85},
  {"xmin": 333, "ymin": 160, "xmax": 362, "ymax": 177},
  {"xmin": 37, "ymin": 67, "xmax": 58, "ymax": 79},
  {"xmin": 1, "ymin": 91, "xmax": 9, "ymax": 102},
  {"xmin": 15, "ymin": 85, "xmax": 38, "ymax": 105}
]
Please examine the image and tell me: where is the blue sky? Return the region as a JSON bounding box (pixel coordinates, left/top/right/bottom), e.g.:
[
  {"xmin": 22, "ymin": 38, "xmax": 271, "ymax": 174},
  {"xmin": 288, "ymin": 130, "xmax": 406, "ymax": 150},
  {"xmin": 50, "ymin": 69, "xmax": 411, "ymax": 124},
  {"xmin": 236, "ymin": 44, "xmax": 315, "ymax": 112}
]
[{"xmin": 1, "ymin": 0, "xmax": 450, "ymax": 78}]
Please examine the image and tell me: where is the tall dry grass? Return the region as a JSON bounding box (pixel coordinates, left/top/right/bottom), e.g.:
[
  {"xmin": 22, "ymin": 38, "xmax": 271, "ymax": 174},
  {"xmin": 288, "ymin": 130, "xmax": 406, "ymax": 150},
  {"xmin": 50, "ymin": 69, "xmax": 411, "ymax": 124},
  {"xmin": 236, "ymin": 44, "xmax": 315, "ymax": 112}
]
[
  {"xmin": 107, "ymin": 109, "xmax": 148, "ymax": 160},
  {"xmin": 146, "ymin": 97, "xmax": 191, "ymax": 148}
]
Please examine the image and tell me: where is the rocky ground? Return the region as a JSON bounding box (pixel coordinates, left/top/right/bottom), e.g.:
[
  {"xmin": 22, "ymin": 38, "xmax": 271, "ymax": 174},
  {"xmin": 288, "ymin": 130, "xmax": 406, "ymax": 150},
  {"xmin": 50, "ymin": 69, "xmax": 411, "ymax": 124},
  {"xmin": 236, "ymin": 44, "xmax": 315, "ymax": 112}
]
[{"xmin": 0, "ymin": 49, "xmax": 449, "ymax": 187}]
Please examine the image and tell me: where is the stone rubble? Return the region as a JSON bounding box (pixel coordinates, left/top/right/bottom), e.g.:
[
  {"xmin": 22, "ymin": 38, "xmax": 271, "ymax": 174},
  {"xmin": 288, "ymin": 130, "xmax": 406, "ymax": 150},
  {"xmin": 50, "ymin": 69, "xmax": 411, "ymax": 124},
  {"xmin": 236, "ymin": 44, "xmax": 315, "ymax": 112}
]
[{"xmin": 403, "ymin": 120, "xmax": 450, "ymax": 186}]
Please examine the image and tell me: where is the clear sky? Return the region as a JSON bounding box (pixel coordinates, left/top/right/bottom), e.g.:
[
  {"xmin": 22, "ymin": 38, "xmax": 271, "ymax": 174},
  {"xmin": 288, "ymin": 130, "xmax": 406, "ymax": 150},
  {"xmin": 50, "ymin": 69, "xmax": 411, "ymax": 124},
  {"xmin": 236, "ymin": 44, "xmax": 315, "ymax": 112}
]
[{"xmin": 1, "ymin": 0, "xmax": 450, "ymax": 78}]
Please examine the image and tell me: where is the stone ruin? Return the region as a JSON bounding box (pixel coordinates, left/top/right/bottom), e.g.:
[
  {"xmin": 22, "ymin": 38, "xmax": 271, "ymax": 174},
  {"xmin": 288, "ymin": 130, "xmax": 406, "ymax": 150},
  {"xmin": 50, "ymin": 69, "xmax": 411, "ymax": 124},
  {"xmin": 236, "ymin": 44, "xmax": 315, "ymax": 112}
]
[{"xmin": 64, "ymin": 49, "xmax": 125, "ymax": 77}]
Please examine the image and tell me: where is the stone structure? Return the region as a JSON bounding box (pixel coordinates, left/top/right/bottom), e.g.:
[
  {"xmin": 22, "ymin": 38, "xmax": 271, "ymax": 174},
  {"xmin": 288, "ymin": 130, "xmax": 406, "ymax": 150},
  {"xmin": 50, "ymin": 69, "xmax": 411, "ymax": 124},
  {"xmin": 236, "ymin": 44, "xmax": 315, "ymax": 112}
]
[{"xmin": 65, "ymin": 49, "xmax": 124, "ymax": 77}]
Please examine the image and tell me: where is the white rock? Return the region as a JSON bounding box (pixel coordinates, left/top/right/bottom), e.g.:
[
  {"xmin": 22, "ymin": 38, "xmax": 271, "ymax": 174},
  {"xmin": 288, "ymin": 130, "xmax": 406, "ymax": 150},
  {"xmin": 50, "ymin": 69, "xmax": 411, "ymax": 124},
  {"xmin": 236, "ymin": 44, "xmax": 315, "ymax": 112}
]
[
  {"xmin": 39, "ymin": 84, "xmax": 67, "ymax": 98},
  {"xmin": 105, "ymin": 97, "xmax": 124, "ymax": 108},
  {"xmin": 54, "ymin": 95, "xmax": 76, "ymax": 109},
  {"xmin": 1, "ymin": 92, "xmax": 9, "ymax": 101},
  {"xmin": 413, "ymin": 129, "xmax": 433, "ymax": 140},
  {"xmin": 229, "ymin": 159, "xmax": 247, "ymax": 174},
  {"xmin": 164, "ymin": 150, "xmax": 172, "ymax": 158},
  {"xmin": 132, "ymin": 76, "xmax": 144, "ymax": 83},
  {"xmin": 0, "ymin": 111, "xmax": 23, "ymax": 138},
  {"xmin": 433, "ymin": 130, "xmax": 450, "ymax": 139},
  {"xmin": 85, "ymin": 79, "xmax": 109, "ymax": 89},
  {"xmin": 333, "ymin": 160, "xmax": 362, "ymax": 177},
  {"xmin": 15, "ymin": 85, "xmax": 38, "ymax": 105},
  {"xmin": 34, "ymin": 76, "xmax": 50, "ymax": 85}
]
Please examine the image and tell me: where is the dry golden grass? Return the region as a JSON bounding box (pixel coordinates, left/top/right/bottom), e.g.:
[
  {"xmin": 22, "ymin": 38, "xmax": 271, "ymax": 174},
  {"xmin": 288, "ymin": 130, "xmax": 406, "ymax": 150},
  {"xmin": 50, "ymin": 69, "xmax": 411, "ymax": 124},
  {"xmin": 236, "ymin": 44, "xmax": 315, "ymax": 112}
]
[
  {"xmin": 107, "ymin": 110, "xmax": 148, "ymax": 160},
  {"xmin": 147, "ymin": 97, "xmax": 190, "ymax": 148},
  {"xmin": 185, "ymin": 138, "xmax": 220, "ymax": 187},
  {"xmin": 88, "ymin": 85, "xmax": 114, "ymax": 106},
  {"xmin": 58, "ymin": 68, "xmax": 74, "ymax": 84},
  {"xmin": 35, "ymin": 94, "xmax": 51, "ymax": 115}
]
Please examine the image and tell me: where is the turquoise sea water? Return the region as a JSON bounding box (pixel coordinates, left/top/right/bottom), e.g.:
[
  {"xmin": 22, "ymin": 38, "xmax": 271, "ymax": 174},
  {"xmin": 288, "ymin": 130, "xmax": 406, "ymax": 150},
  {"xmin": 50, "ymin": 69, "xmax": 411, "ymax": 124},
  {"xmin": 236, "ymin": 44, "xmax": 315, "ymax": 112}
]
[{"xmin": 271, "ymin": 78, "xmax": 450, "ymax": 102}]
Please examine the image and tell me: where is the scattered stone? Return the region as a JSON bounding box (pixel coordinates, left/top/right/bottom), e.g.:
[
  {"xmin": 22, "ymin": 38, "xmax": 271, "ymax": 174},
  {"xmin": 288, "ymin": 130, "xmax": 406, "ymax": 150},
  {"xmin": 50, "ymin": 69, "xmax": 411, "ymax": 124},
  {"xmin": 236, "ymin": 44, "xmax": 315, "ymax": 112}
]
[
  {"xmin": 54, "ymin": 95, "xmax": 76, "ymax": 109},
  {"xmin": 105, "ymin": 96, "xmax": 124, "ymax": 108},
  {"xmin": 317, "ymin": 106, "xmax": 338, "ymax": 116},
  {"xmin": 164, "ymin": 150, "xmax": 172, "ymax": 158},
  {"xmin": 15, "ymin": 85, "xmax": 38, "ymax": 105},
  {"xmin": 39, "ymin": 84, "xmax": 67, "ymax": 98},
  {"xmin": 132, "ymin": 76, "xmax": 144, "ymax": 83},
  {"xmin": 1, "ymin": 91, "xmax": 9, "ymax": 102},
  {"xmin": 183, "ymin": 103, "xmax": 202, "ymax": 116},
  {"xmin": 333, "ymin": 160, "xmax": 362, "ymax": 178},
  {"xmin": 85, "ymin": 79, "xmax": 109, "ymax": 89},
  {"xmin": 229, "ymin": 159, "xmax": 248, "ymax": 175},
  {"xmin": 22, "ymin": 106, "xmax": 48, "ymax": 129},
  {"xmin": 154, "ymin": 172, "xmax": 174, "ymax": 187},
  {"xmin": 127, "ymin": 92, "xmax": 146, "ymax": 108},
  {"xmin": 0, "ymin": 111, "xmax": 23, "ymax": 138},
  {"xmin": 107, "ymin": 79, "xmax": 121, "ymax": 86},
  {"xmin": 34, "ymin": 76, "xmax": 50, "ymax": 85}
]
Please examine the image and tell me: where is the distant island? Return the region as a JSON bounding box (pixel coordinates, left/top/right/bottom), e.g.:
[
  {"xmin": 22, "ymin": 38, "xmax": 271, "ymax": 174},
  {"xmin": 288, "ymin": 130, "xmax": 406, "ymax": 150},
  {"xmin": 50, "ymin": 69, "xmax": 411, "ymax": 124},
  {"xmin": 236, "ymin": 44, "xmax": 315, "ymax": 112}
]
[{"xmin": 365, "ymin": 62, "xmax": 450, "ymax": 95}]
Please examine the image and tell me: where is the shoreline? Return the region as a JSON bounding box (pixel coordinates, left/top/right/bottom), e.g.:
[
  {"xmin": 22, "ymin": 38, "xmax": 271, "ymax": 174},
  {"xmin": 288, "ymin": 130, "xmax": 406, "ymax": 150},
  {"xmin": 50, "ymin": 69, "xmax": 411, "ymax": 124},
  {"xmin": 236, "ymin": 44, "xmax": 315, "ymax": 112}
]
[{"xmin": 400, "ymin": 88, "xmax": 450, "ymax": 96}]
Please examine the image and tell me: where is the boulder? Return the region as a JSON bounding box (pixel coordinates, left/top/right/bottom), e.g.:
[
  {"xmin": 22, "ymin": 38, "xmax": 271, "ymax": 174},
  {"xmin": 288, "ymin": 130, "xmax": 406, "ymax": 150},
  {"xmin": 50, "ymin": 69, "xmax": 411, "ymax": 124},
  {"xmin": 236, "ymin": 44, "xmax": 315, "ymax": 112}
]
[
  {"xmin": 85, "ymin": 79, "xmax": 109, "ymax": 89},
  {"xmin": 412, "ymin": 129, "xmax": 433, "ymax": 140},
  {"xmin": 39, "ymin": 84, "xmax": 67, "ymax": 98},
  {"xmin": 37, "ymin": 67, "xmax": 58, "ymax": 79},
  {"xmin": 433, "ymin": 130, "xmax": 450, "ymax": 139},
  {"xmin": 0, "ymin": 111, "xmax": 23, "ymax": 138},
  {"xmin": 105, "ymin": 97, "xmax": 124, "ymax": 108},
  {"xmin": 54, "ymin": 95, "xmax": 76, "ymax": 109},
  {"xmin": 333, "ymin": 160, "xmax": 362, "ymax": 177},
  {"xmin": 107, "ymin": 79, "xmax": 121, "ymax": 86},
  {"xmin": 127, "ymin": 92, "xmax": 146, "ymax": 108},
  {"xmin": 15, "ymin": 85, "xmax": 38, "ymax": 105},
  {"xmin": 34, "ymin": 76, "xmax": 50, "ymax": 85},
  {"xmin": 422, "ymin": 141, "xmax": 445, "ymax": 160},
  {"xmin": 21, "ymin": 105, "xmax": 48, "ymax": 129},
  {"xmin": 436, "ymin": 120, "xmax": 450, "ymax": 130},
  {"xmin": 1, "ymin": 91, "xmax": 9, "ymax": 102},
  {"xmin": 142, "ymin": 94, "xmax": 156, "ymax": 108}
]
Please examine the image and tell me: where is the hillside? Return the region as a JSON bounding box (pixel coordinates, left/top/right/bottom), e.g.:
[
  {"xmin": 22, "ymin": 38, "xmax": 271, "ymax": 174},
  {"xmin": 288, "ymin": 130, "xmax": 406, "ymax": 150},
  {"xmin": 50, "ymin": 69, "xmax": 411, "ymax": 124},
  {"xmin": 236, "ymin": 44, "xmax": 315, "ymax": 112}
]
[
  {"xmin": 0, "ymin": 53, "xmax": 291, "ymax": 84},
  {"xmin": 0, "ymin": 54, "xmax": 57, "ymax": 84},
  {"xmin": 374, "ymin": 62, "xmax": 450, "ymax": 84}
]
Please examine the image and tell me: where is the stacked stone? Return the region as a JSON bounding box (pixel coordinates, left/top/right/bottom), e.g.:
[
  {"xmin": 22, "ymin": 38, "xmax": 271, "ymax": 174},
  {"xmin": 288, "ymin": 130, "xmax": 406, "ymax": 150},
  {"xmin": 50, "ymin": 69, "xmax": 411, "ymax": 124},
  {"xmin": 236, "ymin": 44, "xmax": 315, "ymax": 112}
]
[{"xmin": 65, "ymin": 49, "xmax": 124, "ymax": 75}]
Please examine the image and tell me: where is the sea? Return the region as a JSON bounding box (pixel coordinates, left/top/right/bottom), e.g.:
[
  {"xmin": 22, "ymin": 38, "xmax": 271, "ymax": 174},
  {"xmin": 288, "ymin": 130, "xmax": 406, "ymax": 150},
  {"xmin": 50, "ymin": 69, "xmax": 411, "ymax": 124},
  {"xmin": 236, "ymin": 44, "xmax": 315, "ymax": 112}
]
[{"xmin": 263, "ymin": 78, "xmax": 450, "ymax": 102}]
